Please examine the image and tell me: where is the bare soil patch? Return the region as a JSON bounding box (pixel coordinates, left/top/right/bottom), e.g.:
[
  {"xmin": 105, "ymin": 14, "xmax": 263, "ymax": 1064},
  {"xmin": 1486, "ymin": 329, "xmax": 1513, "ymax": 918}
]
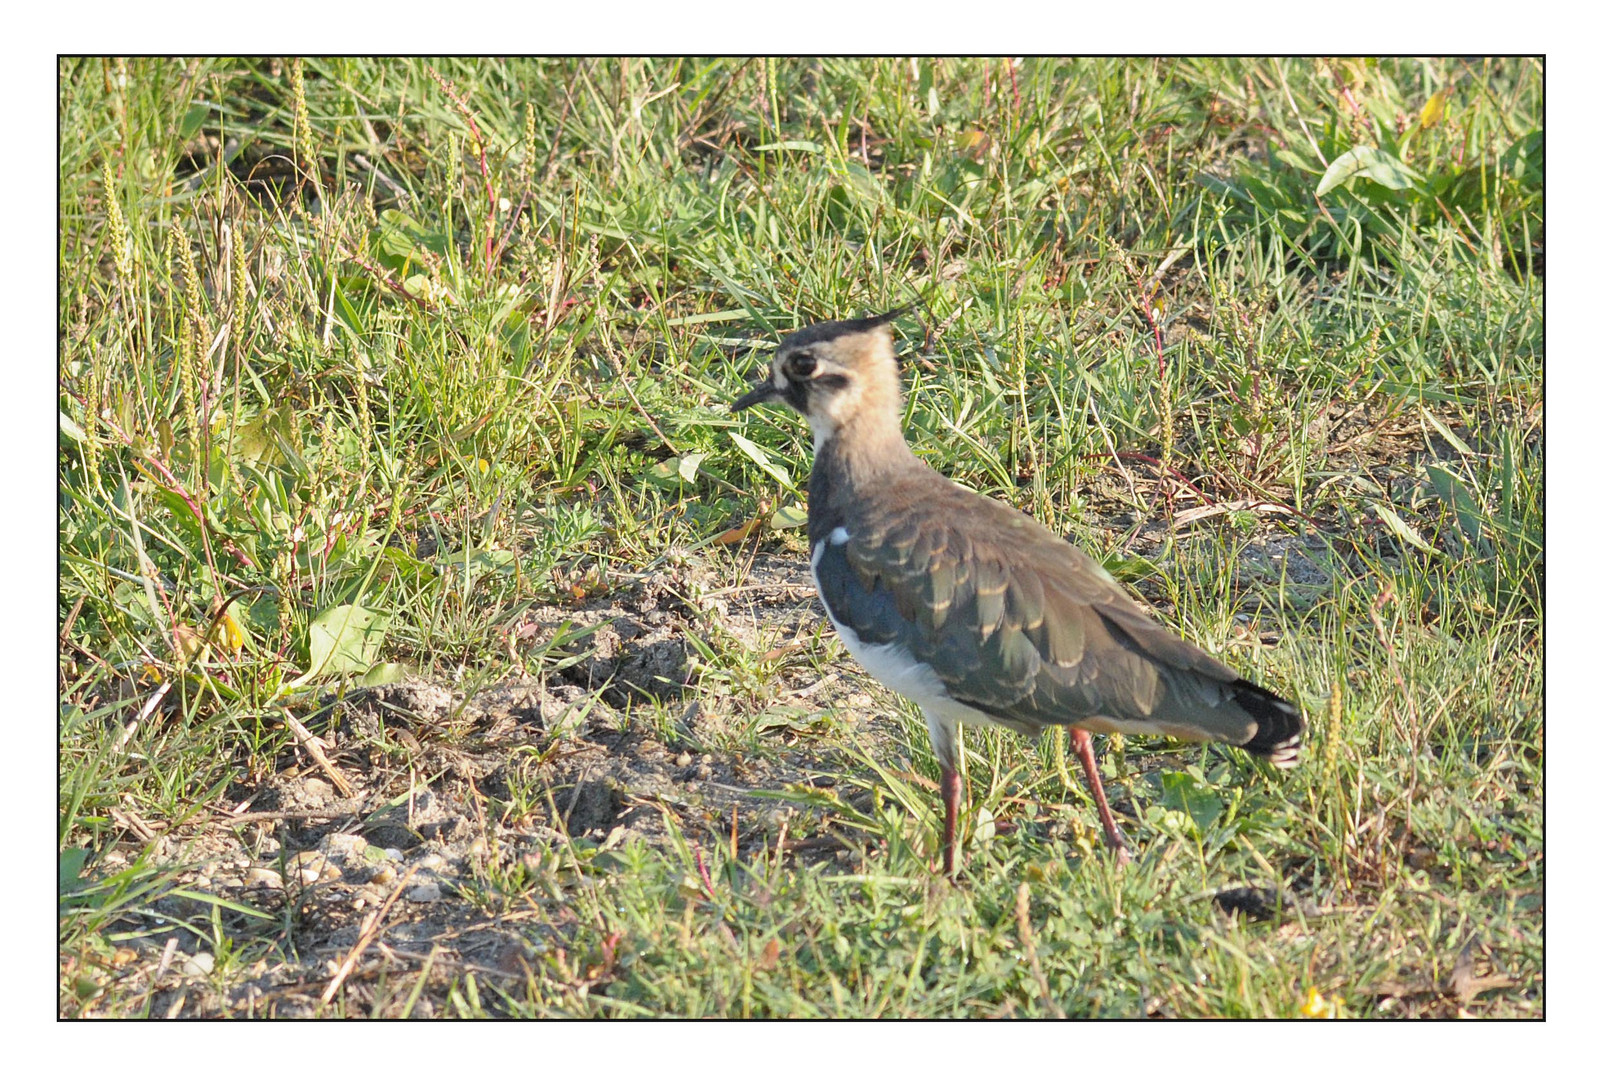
[{"xmin": 85, "ymin": 554, "xmax": 905, "ymax": 1016}]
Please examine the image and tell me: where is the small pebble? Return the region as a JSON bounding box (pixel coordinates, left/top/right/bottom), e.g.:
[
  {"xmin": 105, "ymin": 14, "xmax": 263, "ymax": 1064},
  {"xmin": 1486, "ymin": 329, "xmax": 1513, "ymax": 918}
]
[
  {"xmin": 319, "ymin": 833, "xmax": 368, "ymax": 858},
  {"xmin": 179, "ymin": 952, "xmax": 215, "ymax": 976},
  {"xmin": 286, "ymin": 851, "xmax": 340, "ymax": 884},
  {"xmin": 370, "ymin": 866, "xmax": 397, "ymax": 886},
  {"xmin": 300, "ymin": 777, "xmax": 335, "ymax": 800},
  {"xmin": 675, "ymin": 751, "xmax": 693, "ymax": 768},
  {"xmin": 405, "ymin": 882, "xmax": 442, "ymax": 903},
  {"xmin": 244, "ymin": 867, "xmax": 283, "ymax": 889}
]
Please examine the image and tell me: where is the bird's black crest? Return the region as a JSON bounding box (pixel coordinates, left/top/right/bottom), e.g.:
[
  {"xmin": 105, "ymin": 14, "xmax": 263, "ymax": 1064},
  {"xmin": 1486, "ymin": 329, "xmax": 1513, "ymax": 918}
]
[{"xmin": 776, "ymin": 307, "xmax": 911, "ymax": 351}]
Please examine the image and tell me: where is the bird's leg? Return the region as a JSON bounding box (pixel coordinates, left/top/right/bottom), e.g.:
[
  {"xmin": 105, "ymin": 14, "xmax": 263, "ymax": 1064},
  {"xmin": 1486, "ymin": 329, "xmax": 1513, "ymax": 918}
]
[
  {"xmin": 926, "ymin": 712, "xmax": 966, "ymax": 876},
  {"xmin": 939, "ymin": 764, "xmax": 962, "ymax": 876},
  {"xmin": 1068, "ymin": 726, "xmax": 1130, "ymax": 861}
]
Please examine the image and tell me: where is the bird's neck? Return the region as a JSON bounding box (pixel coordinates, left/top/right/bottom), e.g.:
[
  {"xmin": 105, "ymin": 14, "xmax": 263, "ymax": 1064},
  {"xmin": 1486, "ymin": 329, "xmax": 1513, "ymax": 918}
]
[{"xmin": 807, "ymin": 413, "xmax": 917, "ymax": 542}]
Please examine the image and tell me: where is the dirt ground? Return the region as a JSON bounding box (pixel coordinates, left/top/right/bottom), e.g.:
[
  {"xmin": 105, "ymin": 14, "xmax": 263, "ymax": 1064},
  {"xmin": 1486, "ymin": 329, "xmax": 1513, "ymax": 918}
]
[
  {"xmin": 84, "ymin": 552, "xmax": 906, "ymax": 1015},
  {"xmin": 80, "ymin": 493, "xmax": 1341, "ymax": 1016}
]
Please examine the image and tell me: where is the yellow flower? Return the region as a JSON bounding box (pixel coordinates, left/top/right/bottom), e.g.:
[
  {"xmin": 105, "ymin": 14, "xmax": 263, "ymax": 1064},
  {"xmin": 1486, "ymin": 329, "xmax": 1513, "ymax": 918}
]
[{"xmin": 1301, "ymin": 986, "xmax": 1346, "ymax": 1018}]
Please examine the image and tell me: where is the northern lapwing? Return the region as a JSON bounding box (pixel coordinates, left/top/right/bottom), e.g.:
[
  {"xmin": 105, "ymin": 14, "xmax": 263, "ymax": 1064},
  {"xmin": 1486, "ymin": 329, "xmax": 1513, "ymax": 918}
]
[{"xmin": 730, "ymin": 311, "xmax": 1303, "ymax": 874}]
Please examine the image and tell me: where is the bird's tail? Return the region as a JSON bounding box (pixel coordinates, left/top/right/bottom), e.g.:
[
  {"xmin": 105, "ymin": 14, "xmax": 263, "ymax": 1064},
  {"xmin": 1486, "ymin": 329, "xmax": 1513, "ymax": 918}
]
[{"xmin": 1233, "ymin": 680, "xmax": 1304, "ymax": 768}]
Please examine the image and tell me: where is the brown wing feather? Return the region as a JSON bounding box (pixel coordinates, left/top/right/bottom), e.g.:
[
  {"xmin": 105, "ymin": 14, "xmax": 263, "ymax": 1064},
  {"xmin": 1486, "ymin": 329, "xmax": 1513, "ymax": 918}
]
[{"xmin": 842, "ymin": 472, "xmax": 1281, "ymax": 747}]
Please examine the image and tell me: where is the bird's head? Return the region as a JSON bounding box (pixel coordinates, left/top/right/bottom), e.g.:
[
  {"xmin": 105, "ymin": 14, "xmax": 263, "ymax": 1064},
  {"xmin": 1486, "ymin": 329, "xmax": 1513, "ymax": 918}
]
[{"xmin": 730, "ymin": 309, "xmax": 908, "ymax": 448}]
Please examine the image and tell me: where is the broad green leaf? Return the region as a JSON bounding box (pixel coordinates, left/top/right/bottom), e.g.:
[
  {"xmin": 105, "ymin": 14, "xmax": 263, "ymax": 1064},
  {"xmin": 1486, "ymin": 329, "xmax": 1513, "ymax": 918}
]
[
  {"xmin": 643, "ymin": 457, "xmax": 684, "ymax": 485},
  {"xmin": 180, "ymin": 103, "xmax": 211, "ymax": 141},
  {"xmin": 1161, "ymin": 771, "xmax": 1226, "ymax": 836},
  {"xmin": 1502, "ymin": 129, "xmax": 1544, "ymax": 183},
  {"xmin": 234, "ymin": 408, "xmax": 301, "ymax": 469},
  {"xmin": 1272, "ymin": 147, "xmax": 1316, "ymax": 172},
  {"xmin": 728, "ymin": 431, "xmax": 796, "ymax": 489},
  {"xmin": 376, "ymin": 209, "xmax": 431, "ymax": 259},
  {"xmin": 382, "ymin": 546, "xmax": 437, "ymax": 585},
  {"xmin": 1317, "ymin": 145, "xmax": 1420, "ymax": 196},
  {"xmin": 1153, "ymin": 807, "xmax": 1198, "ymax": 835},
  {"xmin": 331, "ymin": 280, "xmax": 366, "ymax": 339},
  {"xmin": 59, "ymin": 848, "xmax": 91, "ymax": 897},
  {"xmin": 1100, "ymin": 553, "xmax": 1159, "ymax": 583},
  {"xmin": 60, "ymin": 411, "xmax": 88, "ymax": 444},
  {"xmin": 839, "ymin": 160, "xmax": 886, "ymax": 204},
  {"xmin": 1370, "ymin": 503, "xmax": 1440, "ymax": 556},
  {"xmin": 1420, "ymin": 406, "xmax": 1475, "ymax": 460},
  {"xmin": 307, "ymin": 604, "xmax": 391, "ymax": 678},
  {"xmin": 154, "ymin": 487, "xmax": 206, "ymax": 547},
  {"xmin": 770, "ymin": 504, "xmax": 808, "ymax": 530},
  {"xmin": 1425, "ymin": 464, "xmax": 1485, "ymax": 545},
  {"xmin": 361, "ymin": 662, "xmax": 411, "ymax": 687}
]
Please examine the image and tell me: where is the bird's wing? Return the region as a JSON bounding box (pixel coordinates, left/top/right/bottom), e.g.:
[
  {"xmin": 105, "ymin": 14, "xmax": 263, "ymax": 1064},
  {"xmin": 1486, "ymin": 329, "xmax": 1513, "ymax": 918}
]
[{"xmin": 824, "ymin": 492, "xmax": 1261, "ymax": 744}]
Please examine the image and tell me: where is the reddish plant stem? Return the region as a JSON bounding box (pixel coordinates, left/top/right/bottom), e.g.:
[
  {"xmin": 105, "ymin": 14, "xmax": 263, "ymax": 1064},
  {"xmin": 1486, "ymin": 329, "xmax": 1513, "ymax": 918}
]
[
  {"xmin": 343, "ymin": 243, "xmax": 434, "ymax": 310},
  {"xmin": 491, "ymin": 188, "xmax": 531, "ymax": 270},
  {"xmin": 1142, "ymin": 282, "xmax": 1167, "ymax": 380},
  {"xmin": 427, "ymin": 65, "xmax": 500, "ymax": 275},
  {"xmin": 691, "ymin": 841, "xmax": 716, "ymax": 900}
]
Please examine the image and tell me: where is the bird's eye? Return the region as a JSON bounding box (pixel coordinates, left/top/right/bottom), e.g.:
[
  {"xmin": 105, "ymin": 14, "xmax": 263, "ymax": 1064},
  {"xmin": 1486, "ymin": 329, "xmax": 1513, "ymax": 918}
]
[{"xmin": 786, "ymin": 351, "xmax": 818, "ymax": 379}]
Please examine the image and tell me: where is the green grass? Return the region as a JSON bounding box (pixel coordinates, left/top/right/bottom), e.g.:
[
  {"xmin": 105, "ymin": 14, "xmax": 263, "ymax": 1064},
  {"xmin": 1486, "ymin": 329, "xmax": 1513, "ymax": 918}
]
[{"xmin": 59, "ymin": 57, "xmax": 1542, "ymax": 1017}]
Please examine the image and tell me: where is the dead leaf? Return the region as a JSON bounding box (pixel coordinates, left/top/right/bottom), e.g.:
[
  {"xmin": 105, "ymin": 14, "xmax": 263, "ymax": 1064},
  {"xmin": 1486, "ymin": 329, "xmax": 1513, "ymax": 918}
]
[
  {"xmin": 761, "ymin": 637, "xmax": 806, "ymax": 662},
  {"xmin": 715, "ymin": 518, "xmax": 763, "ymax": 545},
  {"xmin": 1450, "ymin": 935, "xmax": 1517, "ymax": 1005},
  {"xmin": 172, "ymin": 623, "xmax": 208, "ymax": 663}
]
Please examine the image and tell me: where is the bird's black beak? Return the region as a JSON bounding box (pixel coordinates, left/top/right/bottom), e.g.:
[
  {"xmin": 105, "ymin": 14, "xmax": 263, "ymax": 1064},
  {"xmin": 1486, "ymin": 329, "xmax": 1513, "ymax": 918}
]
[{"xmin": 730, "ymin": 378, "xmax": 778, "ymax": 413}]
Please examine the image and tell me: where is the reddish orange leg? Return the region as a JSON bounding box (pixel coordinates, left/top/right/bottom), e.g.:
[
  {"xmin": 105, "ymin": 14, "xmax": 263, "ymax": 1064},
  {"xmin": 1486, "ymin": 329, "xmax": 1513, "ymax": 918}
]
[
  {"xmin": 1068, "ymin": 727, "xmax": 1131, "ymax": 861},
  {"xmin": 940, "ymin": 765, "xmax": 963, "ymax": 876}
]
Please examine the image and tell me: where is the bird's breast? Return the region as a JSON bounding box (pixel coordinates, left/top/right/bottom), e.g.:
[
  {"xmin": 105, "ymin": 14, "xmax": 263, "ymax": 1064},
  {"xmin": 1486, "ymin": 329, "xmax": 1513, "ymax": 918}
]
[{"xmin": 810, "ymin": 529, "xmax": 995, "ymax": 728}]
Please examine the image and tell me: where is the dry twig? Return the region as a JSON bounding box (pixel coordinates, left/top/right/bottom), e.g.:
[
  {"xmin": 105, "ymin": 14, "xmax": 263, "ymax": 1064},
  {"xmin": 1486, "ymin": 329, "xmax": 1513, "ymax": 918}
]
[{"xmin": 320, "ymin": 865, "xmax": 419, "ymax": 1005}]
